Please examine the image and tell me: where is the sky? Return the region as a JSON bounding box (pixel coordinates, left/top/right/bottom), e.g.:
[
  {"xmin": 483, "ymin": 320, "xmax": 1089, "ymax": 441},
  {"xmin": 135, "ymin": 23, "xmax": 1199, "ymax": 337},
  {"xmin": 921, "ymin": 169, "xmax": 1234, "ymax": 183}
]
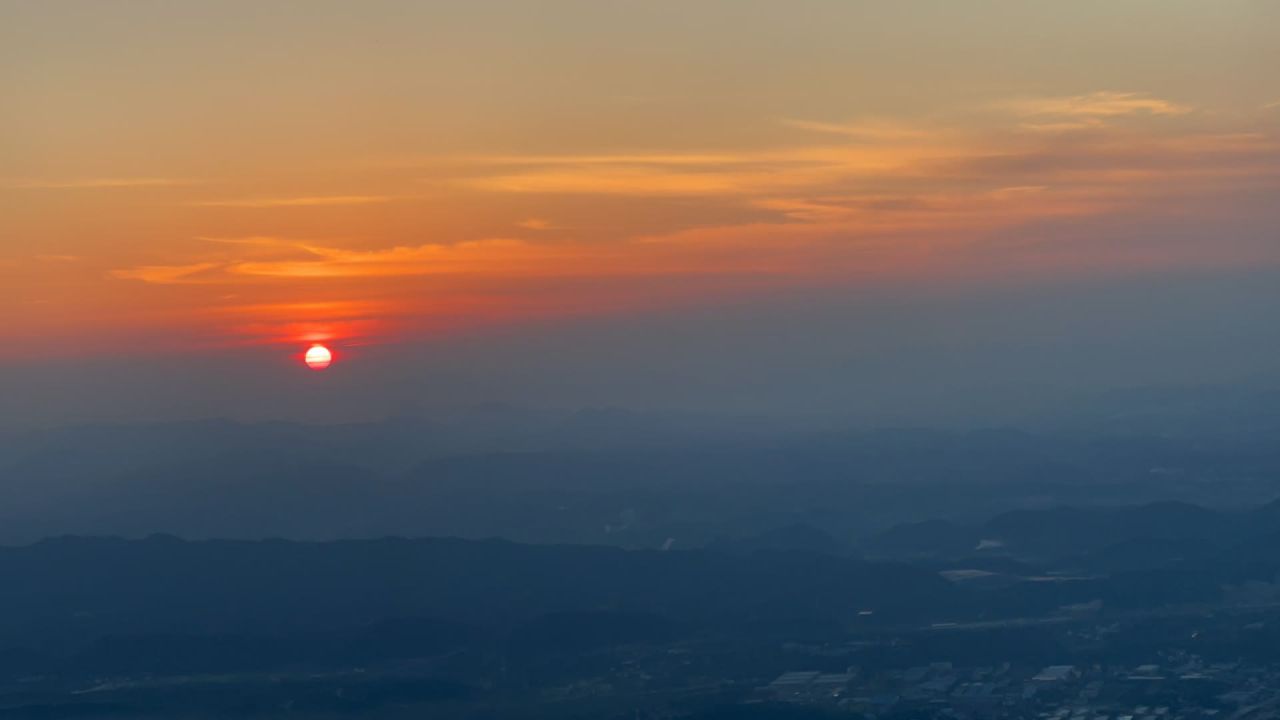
[{"xmin": 3, "ymin": 1, "xmax": 1279, "ymax": 427}]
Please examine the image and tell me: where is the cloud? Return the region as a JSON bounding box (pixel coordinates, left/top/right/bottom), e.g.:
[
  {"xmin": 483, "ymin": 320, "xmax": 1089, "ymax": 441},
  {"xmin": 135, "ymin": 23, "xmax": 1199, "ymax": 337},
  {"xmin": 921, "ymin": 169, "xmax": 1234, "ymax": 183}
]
[
  {"xmin": 459, "ymin": 144, "xmax": 951, "ymax": 197},
  {"xmin": 517, "ymin": 218, "xmax": 559, "ymax": 230},
  {"xmin": 109, "ymin": 229, "xmax": 785, "ymax": 286},
  {"xmin": 457, "ymin": 110, "xmax": 1270, "ymax": 208},
  {"xmin": 231, "ymin": 239, "xmax": 538, "ymax": 278},
  {"xmin": 463, "ymin": 166, "xmax": 761, "ymax": 195},
  {"xmin": 191, "ymin": 195, "xmax": 402, "ymax": 208},
  {"xmin": 1016, "ymin": 119, "xmax": 1107, "ymax": 133},
  {"xmin": 196, "ymin": 235, "xmax": 301, "ymax": 249},
  {"xmin": 205, "ymin": 299, "xmax": 394, "ymax": 320},
  {"xmin": 464, "ymin": 153, "xmax": 747, "ymax": 166},
  {"xmin": 4, "ymin": 178, "xmax": 195, "ymax": 190},
  {"xmin": 780, "ymin": 118, "xmax": 935, "ymax": 141},
  {"xmin": 1002, "ymin": 91, "xmax": 1192, "ymax": 119},
  {"xmin": 119, "ymin": 120, "xmax": 1279, "ymax": 288},
  {"xmin": 457, "ymin": 92, "xmax": 1200, "ymax": 200},
  {"xmin": 104, "ymin": 94, "xmax": 1280, "ymax": 351},
  {"xmin": 111, "ymin": 262, "xmax": 221, "ymax": 284},
  {"xmin": 111, "ymin": 238, "xmax": 578, "ymax": 283}
]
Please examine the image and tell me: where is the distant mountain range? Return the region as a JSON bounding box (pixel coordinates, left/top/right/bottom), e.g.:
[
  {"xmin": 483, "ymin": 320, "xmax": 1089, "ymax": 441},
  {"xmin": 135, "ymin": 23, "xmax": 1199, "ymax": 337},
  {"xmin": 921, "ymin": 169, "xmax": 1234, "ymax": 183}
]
[
  {"xmin": 866, "ymin": 499, "xmax": 1280, "ymax": 566},
  {"xmin": 9, "ymin": 495, "xmax": 1280, "ymax": 683},
  {"xmin": 4, "ymin": 399, "xmax": 1280, "ymax": 546},
  {"xmin": 0, "ymin": 534, "xmax": 954, "ymax": 661}
]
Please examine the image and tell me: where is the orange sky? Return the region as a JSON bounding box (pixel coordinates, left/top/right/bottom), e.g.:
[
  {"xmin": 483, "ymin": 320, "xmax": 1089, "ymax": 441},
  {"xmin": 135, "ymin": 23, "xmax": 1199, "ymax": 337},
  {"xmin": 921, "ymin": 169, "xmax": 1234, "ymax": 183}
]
[{"xmin": 4, "ymin": 1, "xmax": 1279, "ymax": 361}]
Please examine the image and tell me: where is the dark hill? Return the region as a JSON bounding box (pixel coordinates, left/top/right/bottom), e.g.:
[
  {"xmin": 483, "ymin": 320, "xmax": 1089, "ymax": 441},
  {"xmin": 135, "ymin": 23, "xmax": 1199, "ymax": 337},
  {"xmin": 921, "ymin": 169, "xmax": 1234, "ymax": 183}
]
[{"xmin": 0, "ymin": 535, "xmax": 959, "ymax": 651}]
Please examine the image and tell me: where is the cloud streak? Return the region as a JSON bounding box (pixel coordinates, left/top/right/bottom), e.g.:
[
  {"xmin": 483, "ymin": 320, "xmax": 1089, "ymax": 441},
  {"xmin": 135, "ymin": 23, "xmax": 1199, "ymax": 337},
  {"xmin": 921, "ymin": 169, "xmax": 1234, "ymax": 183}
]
[
  {"xmin": 780, "ymin": 118, "xmax": 936, "ymax": 141},
  {"xmin": 1002, "ymin": 91, "xmax": 1192, "ymax": 119},
  {"xmin": 113, "ymin": 93, "xmax": 1280, "ymax": 292},
  {"xmin": 111, "ymin": 262, "xmax": 221, "ymax": 284},
  {"xmin": 232, "ymin": 239, "xmax": 545, "ymax": 279},
  {"xmin": 191, "ymin": 195, "xmax": 403, "ymax": 208},
  {"xmin": 4, "ymin": 178, "xmax": 195, "ymax": 190}
]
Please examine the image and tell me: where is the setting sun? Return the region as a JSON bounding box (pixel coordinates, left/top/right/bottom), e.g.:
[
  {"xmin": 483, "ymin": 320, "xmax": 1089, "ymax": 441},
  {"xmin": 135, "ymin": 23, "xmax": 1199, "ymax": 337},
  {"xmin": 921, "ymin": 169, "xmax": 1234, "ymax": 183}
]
[{"xmin": 304, "ymin": 344, "xmax": 332, "ymax": 371}]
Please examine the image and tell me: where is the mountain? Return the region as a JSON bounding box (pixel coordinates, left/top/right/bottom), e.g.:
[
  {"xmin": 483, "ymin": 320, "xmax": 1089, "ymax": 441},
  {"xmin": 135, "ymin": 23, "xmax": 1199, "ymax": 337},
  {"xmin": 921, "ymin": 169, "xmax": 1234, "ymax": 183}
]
[
  {"xmin": 6, "ymin": 413, "xmax": 1280, "ymax": 546},
  {"xmin": 868, "ymin": 501, "xmax": 1252, "ymax": 562},
  {"xmin": 708, "ymin": 523, "xmax": 848, "ymax": 556},
  {"xmin": 0, "ymin": 535, "xmax": 959, "ymax": 654}
]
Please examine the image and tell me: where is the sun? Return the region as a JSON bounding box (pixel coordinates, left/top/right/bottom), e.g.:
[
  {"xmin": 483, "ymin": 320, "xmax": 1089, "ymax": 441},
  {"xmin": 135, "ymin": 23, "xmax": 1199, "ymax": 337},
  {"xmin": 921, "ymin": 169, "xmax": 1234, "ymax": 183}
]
[{"xmin": 304, "ymin": 344, "xmax": 333, "ymax": 370}]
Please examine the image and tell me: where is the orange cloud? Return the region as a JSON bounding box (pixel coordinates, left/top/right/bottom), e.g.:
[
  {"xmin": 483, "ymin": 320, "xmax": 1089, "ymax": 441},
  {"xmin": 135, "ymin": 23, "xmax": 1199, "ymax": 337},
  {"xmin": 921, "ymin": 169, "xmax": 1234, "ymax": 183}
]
[
  {"xmin": 1002, "ymin": 91, "xmax": 1192, "ymax": 119},
  {"xmin": 5, "ymin": 177, "xmax": 195, "ymax": 189},
  {"xmin": 780, "ymin": 118, "xmax": 937, "ymax": 141},
  {"xmin": 516, "ymin": 218, "xmax": 559, "ymax": 230},
  {"xmin": 191, "ymin": 195, "xmax": 403, "ymax": 208},
  {"xmin": 110, "ymin": 262, "xmax": 221, "ymax": 284},
  {"xmin": 91, "ymin": 92, "xmax": 1280, "ymax": 353},
  {"xmin": 231, "ymin": 239, "xmax": 546, "ymax": 279}
]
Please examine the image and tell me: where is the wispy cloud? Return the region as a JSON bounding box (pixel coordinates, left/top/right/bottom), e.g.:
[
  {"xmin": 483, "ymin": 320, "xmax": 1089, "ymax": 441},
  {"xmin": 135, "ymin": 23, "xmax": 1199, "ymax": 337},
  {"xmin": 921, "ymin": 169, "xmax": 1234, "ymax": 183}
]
[
  {"xmin": 109, "ymin": 230, "xmax": 775, "ymax": 285},
  {"xmin": 191, "ymin": 195, "xmax": 402, "ymax": 208},
  {"xmin": 107, "ymin": 91, "xmax": 1280, "ymax": 327},
  {"xmin": 1002, "ymin": 91, "xmax": 1192, "ymax": 119},
  {"xmin": 1015, "ymin": 119, "xmax": 1107, "ymax": 133},
  {"xmin": 464, "ymin": 153, "xmax": 746, "ymax": 166},
  {"xmin": 457, "ymin": 91, "xmax": 1198, "ymax": 199},
  {"xmin": 111, "ymin": 262, "xmax": 221, "ymax": 284},
  {"xmin": 781, "ymin": 118, "xmax": 935, "ymax": 141},
  {"xmin": 517, "ymin": 218, "xmax": 560, "ymax": 230},
  {"xmin": 459, "ymin": 145, "xmax": 946, "ymax": 197},
  {"xmin": 232, "ymin": 240, "xmax": 517, "ymax": 278},
  {"xmin": 464, "ymin": 167, "xmax": 764, "ymax": 195},
  {"xmin": 4, "ymin": 177, "xmax": 195, "ymax": 190},
  {"xmin": 205, "ymin": 299, "xmax": 394, "ymax": 319},
  {"xmin": 111, "ymin": 238, "xmax": 570, "ymax": 283},
  {"xmin": 196, "ymin": 235, "xmax": 301, "ymax": 248},
  {"xmin": 460, "ymin": 122, "xmax": 1258, "ymax": 203}
]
